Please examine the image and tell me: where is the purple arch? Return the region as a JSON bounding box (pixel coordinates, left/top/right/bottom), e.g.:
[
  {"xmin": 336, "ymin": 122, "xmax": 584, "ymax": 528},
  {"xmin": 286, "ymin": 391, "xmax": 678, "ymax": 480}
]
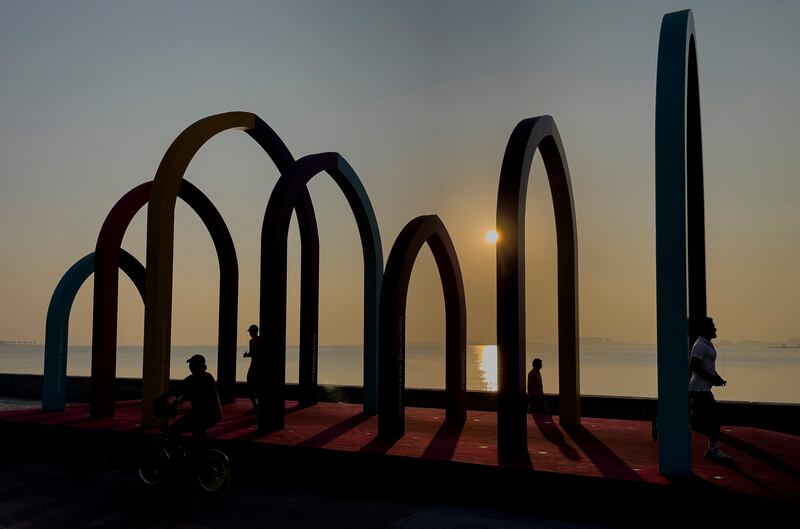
[{"xmin": 259, "ymin": 152, "xmax": 382, "ymax": 432}]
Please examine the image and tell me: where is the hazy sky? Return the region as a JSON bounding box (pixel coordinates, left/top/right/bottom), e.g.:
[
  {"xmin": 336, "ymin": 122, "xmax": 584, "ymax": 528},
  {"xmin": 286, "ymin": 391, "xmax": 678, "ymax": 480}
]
[{"xmin": 0, "ymin": 1, "xmax": 797, "ymax": 347}]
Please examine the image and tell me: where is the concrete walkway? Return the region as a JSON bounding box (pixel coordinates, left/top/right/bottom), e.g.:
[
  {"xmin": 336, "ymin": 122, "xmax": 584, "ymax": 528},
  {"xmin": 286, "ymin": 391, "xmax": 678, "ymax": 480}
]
[{"xmin": 0, "ymin": 458, "xmax": 613, "ymax": 529}]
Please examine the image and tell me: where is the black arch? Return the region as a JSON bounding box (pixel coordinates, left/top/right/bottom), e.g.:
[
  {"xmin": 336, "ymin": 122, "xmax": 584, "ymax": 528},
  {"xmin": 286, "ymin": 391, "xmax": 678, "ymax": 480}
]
[
  {"xmin": 496, "ymin": 115, "xmax": 580, "ymax": 460},
  {"xmin": 119, "ymin": 250, "xmax": 146, "ymax": 299},
  {"xmin": 378, "ymin": 215, "xmax": 466, "ymax": 439},
  {"xmin": 259, "ymin": 152, "xmax": 383, "ymax": 433}
]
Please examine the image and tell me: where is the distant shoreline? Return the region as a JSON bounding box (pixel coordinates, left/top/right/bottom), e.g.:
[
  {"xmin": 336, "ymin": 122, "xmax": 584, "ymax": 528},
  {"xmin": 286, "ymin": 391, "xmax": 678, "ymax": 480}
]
[{"xmin": 4, "ymin": 340, "xmax": 800, "ymax": 348}]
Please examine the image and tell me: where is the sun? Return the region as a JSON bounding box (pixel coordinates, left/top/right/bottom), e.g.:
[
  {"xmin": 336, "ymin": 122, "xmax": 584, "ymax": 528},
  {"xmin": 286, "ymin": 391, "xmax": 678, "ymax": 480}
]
[{"xmin": 485, "ymin": 230, "xmax": 499, "ymax": 244}]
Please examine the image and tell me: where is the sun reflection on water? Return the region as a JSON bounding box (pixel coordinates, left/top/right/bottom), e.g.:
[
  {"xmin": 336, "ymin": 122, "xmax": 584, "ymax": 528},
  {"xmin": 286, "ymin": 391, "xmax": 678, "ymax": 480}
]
[{"xmin": 478, "ymin": 345, "xmax": 498, "ymax": 391}]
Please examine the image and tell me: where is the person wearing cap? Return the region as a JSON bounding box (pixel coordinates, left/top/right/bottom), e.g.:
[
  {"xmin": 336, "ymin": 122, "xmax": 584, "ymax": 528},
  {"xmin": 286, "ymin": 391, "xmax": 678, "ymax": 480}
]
[
  {"xmin": 243, "ymin": 324, "xmax": 262, "ymax": 412},
  {"xmin": 158, "ymin": 354, "xmax": 222, "ymax": 441}
]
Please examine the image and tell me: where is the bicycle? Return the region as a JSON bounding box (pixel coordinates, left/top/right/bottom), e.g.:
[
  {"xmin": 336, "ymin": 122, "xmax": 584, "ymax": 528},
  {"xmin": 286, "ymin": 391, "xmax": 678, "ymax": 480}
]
[{"xmin": 137, "ymin": 397, "xmax": 232, "ymax": 492}]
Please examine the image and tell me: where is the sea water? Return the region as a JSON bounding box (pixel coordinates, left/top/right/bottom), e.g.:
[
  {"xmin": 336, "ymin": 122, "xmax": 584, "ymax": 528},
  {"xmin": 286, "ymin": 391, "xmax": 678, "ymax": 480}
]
[{"xmin": 1, "ymin": 342, "xmax": 798, "ymax": 404}]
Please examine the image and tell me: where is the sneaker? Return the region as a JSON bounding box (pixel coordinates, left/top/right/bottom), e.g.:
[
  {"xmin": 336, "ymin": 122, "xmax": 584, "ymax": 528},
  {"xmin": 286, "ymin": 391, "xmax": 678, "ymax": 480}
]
[{"xmin": 704, "ymin": 446, "xmax": 733, "ymax": 462}]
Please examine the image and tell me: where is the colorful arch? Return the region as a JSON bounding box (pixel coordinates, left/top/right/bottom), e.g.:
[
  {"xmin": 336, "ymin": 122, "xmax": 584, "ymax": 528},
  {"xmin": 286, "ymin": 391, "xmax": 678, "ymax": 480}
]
[
  {"xmin": 260, "ymin": 152, "xmax": 382, "ymax": 432},
  {"xmin": 90, "ymin": 179, "xmax": 239, "ymax": 418},
  {"xmin": 377, "ymin": 215, "xmax": 466, "ymax": 439},
  {"xmin": 142, "ymin": 112, "xmax": 320, "ymax": 426},
  {"xmin": 655, "ymin": 9, "xmax": 707, "ymax": 476},
  {"xmin": 496, "ymin": 115, "xmax": 580, "ymax": 460},
  {"xmin": 43, "ymin": 249, "xmax": 145, "ymax": 412}
]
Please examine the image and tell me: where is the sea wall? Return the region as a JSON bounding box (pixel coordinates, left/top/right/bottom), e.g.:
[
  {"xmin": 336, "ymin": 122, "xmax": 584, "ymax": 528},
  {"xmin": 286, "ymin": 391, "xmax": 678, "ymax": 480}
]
[{"xmin": 1, "ymin": 372, "xmax": 796, "ymax": 435}]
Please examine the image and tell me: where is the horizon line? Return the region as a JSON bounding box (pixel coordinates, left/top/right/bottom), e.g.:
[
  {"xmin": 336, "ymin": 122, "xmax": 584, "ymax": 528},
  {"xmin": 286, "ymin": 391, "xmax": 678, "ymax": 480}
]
[{"xmin": 4, "ymin": 338, "xmax": 799, "ymax": 347}]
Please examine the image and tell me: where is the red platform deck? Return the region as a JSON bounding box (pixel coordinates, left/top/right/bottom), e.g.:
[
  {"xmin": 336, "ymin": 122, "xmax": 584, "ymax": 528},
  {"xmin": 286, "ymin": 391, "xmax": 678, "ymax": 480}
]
[{"xmin": 1, "ymin": 399, "xmax": 797, "ymax": 505}]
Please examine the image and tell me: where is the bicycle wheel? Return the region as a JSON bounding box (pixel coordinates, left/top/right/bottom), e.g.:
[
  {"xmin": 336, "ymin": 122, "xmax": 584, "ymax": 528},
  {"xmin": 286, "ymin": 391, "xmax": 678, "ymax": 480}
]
[
  {"xmin": 138, "ymin": 445, "xmax": 170, "ymax": 486},
  {"xmin": 196, "ymin": 449, "xmax": 231, "ymax": 492}
]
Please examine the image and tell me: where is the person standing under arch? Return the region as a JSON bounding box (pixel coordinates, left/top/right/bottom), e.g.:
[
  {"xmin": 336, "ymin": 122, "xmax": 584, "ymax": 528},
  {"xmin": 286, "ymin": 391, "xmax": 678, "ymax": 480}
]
[
  {"xmin": 527, "ymin": 358, "xmax": 548, "ymax": 415},
  {"xmin": 243, "ymin": 324, "xmax": 262, "ymax": 413}
]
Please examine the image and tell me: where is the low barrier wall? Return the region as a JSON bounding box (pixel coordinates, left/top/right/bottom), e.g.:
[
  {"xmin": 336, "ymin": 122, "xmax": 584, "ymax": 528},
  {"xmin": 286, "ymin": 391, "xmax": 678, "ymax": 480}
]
[{"xmin": 1, "ymin": 373, "xmax": 796, "ymax": 435}]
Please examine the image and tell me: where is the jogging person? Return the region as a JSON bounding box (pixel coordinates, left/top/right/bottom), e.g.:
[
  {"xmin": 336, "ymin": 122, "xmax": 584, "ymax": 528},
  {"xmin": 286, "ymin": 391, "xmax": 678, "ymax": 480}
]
[{"xmin": 688, "ymin": 317, "xmax": 732, "ymax": 462}]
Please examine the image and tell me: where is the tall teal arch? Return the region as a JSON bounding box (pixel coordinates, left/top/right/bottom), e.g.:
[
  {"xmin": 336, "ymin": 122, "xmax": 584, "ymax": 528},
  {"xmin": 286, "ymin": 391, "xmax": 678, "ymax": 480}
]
[
  {"xmin": 42, "ymin": 249, "xmax": 145, "ymax": 411},
  {"xmin": 656, "ymin": 9, "xmax": 707, "ymax": 477}
]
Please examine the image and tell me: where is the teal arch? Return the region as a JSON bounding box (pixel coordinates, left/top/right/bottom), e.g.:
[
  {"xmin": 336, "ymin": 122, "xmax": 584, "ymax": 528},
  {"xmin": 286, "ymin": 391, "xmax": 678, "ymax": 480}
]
[
  {"xmin": 655, "ymin": 8, "xmax": 706, "ymax": 476},
  {"xmin": 42, "ymin": 250, "xmax": 145, "ymax": 411}
]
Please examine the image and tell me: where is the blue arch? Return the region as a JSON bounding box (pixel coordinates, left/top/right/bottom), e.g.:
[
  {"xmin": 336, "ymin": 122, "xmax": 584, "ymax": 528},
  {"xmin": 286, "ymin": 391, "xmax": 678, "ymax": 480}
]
[{"xmin": 42, "ymin": 250, "xmax": 145, "ymax": 411}]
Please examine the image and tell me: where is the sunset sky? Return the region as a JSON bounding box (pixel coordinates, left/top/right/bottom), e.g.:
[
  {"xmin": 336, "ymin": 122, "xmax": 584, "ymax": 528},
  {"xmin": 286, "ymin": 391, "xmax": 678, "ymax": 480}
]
[{"xmin": 0, "ymin": 1, "xmax": 797, "ymax": 347}]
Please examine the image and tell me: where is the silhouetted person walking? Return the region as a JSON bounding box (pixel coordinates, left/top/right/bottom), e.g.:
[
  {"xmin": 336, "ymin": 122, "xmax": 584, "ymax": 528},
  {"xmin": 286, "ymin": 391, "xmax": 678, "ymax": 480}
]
[
  {"xmin": 244, "ymin": 324, "xmax": 261, "ymax": 412},
  {"xmin": 689, "ymin": 317, "xmax": 732, "ymax": 462},
  {"xmin": 527, "ymin": 358, "xmax": 548, "ymax": 414}
]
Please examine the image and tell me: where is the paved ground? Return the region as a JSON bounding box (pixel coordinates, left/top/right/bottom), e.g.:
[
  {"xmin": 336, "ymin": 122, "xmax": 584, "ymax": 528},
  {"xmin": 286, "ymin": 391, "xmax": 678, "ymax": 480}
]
[
  {"xmin": 1, "ymin": 399, "xmax": 613, "ymax": 529},
  {"xmin": 0, "ymin": 457, "xmax": 614, "ymax": 529},
  {"xmin": 5, "ymin": 398, "xmax": 799, "ymax": 504},
  {"xmin": 3, "ymin": 398, "xmax": 796, "ymax": 527}
]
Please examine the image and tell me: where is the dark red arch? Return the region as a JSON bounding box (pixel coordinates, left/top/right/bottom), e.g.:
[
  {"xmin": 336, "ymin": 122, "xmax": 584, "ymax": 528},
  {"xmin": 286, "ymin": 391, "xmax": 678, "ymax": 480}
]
[
  {"xmin": 90, "ymin": 179, "xmax": 238, "ymax": 417},
  {"xmin": 378, "ymin": 215, "xmax": 466, "ymax": 439}
]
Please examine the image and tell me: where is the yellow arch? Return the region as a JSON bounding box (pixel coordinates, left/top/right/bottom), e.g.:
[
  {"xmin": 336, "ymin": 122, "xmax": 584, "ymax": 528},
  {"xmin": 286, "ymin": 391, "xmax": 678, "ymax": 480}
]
[{"xmin": 142, "ymin": 112, "xmax": 319, "ymax": 426}]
